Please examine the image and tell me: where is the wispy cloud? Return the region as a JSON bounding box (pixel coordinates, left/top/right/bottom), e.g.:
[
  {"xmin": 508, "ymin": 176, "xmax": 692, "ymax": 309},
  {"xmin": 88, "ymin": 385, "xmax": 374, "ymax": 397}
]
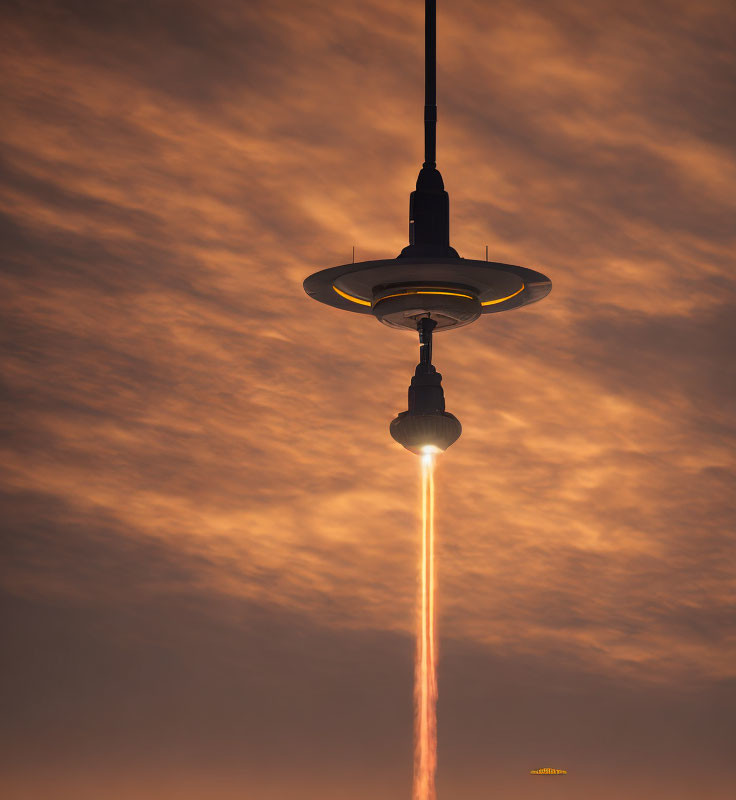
[{"xmin": 2, "ymin": 0, "xmax": 735, "ymax": 796}]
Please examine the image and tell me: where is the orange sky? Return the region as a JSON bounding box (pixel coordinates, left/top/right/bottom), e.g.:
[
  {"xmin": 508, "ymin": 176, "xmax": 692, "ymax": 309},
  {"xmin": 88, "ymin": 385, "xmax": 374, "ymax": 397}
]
[{"xmin": 1, "ymin": 1, "xmax": 735, "ymax": 798}]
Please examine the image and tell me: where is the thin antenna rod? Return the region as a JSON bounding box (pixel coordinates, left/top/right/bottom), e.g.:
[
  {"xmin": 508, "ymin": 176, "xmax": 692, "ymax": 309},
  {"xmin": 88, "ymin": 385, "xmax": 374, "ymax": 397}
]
[{"xmin": 424, "ymin": 0, "xmax": 437, "ymax": 168}]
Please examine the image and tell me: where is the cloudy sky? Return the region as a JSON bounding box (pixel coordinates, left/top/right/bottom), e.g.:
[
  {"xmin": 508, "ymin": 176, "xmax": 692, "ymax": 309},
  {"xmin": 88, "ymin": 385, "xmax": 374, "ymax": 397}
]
[{"xmin": 2, "ymin": 0, "xmax": 735, "ymax": 798}]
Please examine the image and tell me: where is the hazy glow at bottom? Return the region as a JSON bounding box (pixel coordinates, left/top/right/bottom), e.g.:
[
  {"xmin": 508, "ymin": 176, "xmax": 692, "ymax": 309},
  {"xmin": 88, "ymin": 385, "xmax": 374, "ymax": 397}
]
[{"xmin": 415, "ymin": 453, "xmax": 437, "ymax": 800}]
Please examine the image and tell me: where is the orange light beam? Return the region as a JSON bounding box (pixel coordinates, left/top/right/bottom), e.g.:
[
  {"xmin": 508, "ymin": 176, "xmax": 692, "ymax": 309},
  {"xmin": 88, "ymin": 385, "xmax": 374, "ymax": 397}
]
[{"xmin": 415, "ymin": 452, "xmax": 437, "ymax": 800}]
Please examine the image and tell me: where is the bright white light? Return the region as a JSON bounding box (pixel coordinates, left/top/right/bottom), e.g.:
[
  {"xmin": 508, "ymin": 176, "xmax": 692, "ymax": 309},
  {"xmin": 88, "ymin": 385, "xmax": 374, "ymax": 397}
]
[{"xmin": 420, "ymin": 445, "xmax": 441, "ymax": 466}]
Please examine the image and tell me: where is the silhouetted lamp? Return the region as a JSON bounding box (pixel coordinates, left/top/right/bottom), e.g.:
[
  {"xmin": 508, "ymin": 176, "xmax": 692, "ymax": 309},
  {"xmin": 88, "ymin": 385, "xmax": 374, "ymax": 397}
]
[{"xmin": 304, "ymin": 0, "xmax": 551, "ymax": 453}]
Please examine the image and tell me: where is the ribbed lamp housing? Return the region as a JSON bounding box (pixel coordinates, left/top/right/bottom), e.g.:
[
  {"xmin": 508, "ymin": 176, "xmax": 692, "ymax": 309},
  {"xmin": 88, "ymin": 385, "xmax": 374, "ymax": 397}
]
[{"xmin": 390, "ymin": 411, "xmax": 462, "ymax": 454}]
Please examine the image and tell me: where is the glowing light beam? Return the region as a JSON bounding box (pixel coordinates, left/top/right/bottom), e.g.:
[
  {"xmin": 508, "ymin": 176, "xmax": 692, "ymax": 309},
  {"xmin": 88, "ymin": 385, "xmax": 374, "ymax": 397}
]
[{"xmin": 415, "ymin": 452, "xmax": 438, "ymax": 800}]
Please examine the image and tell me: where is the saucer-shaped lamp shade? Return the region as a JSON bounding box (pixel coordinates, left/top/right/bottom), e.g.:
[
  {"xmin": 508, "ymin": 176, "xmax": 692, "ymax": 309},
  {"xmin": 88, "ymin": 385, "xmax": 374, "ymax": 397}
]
[{"xmin": 390, "ymin": 411, "xmax": 462, "ymax": 455}]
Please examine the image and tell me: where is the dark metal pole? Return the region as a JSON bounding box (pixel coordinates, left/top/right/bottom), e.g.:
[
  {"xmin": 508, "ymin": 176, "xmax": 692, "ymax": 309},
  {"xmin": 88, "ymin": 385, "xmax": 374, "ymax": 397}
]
[
  {"xmin": 401, "ymin": 0, "xmax": 457, "ymax": 258},
  {"xmin": 418, "ymin": 316, "xmax": 437, "ymax": 370},
  {"xmin": 424, "ymin": 0, "xmax": 437, "ymax": 167}
]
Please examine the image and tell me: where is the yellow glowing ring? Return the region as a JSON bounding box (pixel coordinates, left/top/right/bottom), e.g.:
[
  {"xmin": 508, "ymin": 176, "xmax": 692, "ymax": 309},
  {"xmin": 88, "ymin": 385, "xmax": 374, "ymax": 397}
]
[
  {"xmin": 332, "ymin": 285, "xmax": 371, "ymax": 306},
  {"xmin": 481, "ymin": 284, "xmax": 525, "ymax": 306},
  {"xmin": 376, "ymin": 290, "xmax": 475, "ymax": 303},
  {"xmin": 333, "ymin": 284, "xmax": 524, "ymax": 308}
]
